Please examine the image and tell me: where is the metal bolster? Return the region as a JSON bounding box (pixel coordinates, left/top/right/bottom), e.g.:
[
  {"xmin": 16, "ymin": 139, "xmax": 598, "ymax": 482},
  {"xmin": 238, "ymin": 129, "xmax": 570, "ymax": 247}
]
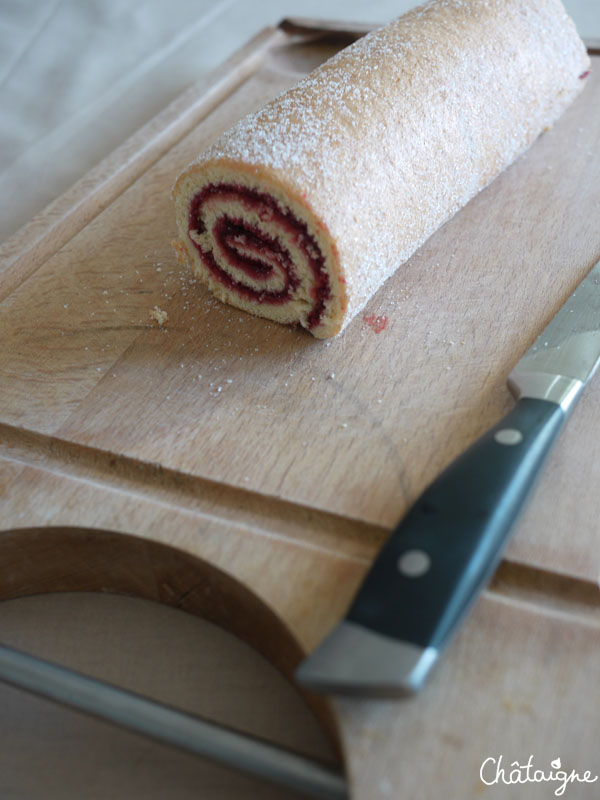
[
  {"xmin": 295, "ymin": 621, "xmax": 439, "ymax": 696},
  {"xmin": 507, "ymin": 371, "xmax": 584, "ymax": 415}
]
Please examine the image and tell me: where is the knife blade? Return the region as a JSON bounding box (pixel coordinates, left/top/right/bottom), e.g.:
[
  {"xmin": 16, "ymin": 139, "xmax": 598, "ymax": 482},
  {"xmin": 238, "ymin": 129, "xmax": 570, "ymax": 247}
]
[{"xmin": 296, "ymin": 255, "xmax": 600, "ymax": 697}]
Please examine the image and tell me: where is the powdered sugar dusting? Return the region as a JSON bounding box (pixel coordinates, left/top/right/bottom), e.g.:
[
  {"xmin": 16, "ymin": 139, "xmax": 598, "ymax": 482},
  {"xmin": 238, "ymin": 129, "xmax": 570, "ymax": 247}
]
[{"xmin": 179, "ymin": 0, "xmax": 589, "ymax": 336}]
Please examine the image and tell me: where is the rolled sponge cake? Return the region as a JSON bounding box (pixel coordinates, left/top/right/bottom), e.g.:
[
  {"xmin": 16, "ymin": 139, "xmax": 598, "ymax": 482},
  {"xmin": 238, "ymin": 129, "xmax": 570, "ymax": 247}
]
[{"xmin": 173, "ymin": 0, "xmax": 589, "ymax": 338}]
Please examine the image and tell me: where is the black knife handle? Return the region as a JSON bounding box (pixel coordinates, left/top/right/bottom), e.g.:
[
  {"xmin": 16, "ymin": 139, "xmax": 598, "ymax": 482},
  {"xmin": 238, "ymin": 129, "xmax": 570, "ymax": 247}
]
[{"xmin": 347, "ymin": 397, "xmax": 566, "ymax": 650}]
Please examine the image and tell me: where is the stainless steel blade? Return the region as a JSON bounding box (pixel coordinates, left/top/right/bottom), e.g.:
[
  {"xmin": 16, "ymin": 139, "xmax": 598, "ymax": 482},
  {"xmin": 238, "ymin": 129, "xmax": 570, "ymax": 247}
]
[{"xmin": 508, "ymin": 257, "xmax": 600, "ymax": 412}]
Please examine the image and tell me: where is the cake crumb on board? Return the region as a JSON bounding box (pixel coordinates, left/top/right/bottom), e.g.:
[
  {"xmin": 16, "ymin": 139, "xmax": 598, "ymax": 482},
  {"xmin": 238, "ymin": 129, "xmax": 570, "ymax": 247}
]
[{"xmin": 149, "ymin": 306, "xmax": 169, "ymax": 327}]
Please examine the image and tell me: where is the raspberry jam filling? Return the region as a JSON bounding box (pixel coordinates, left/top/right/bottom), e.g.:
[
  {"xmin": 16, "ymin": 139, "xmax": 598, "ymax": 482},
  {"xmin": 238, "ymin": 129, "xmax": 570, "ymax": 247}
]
[{"xmin": 188, "ymin": 183, "xmax": 331, "ymax": 328}]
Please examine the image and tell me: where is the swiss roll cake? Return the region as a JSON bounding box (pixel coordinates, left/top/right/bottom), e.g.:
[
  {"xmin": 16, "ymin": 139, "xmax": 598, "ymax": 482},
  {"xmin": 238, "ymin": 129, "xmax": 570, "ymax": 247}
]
[{"xmin": 173, "ymin": 0, "xmax": 589, "ymax": 338}]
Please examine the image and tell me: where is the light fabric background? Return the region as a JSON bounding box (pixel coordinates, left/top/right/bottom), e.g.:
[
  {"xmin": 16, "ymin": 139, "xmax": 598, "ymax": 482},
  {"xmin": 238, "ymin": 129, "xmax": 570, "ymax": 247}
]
[{"xmin": 0, "ymin": 2, "xmax": 596, "ymax": 798}]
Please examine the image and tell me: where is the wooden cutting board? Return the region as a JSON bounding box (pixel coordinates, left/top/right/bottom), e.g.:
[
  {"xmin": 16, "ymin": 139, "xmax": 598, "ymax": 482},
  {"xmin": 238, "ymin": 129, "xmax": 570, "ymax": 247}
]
[{"xmin": 1, "ymin": 19, "xmax": 599, "ymax": 799}]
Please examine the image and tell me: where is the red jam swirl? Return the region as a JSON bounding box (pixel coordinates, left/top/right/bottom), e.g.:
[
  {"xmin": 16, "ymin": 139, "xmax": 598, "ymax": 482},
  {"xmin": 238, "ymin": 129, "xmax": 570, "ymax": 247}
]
[{"xmin": 188, "ymin": 183, "xmax": 331, "ymax": 329}]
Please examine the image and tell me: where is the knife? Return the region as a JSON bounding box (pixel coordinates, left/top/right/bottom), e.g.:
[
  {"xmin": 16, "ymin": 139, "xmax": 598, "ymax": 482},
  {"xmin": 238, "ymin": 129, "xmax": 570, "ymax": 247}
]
[{"xmin": 296, "ymin": 255, "xmax": 600, "ymax": 696}]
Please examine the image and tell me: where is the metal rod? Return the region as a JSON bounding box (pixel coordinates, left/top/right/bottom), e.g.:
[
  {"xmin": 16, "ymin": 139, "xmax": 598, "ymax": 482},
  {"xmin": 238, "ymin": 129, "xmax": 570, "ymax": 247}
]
[{"xmin": 0, "ymin": 642, "xmax": 347, "ymax": 800}]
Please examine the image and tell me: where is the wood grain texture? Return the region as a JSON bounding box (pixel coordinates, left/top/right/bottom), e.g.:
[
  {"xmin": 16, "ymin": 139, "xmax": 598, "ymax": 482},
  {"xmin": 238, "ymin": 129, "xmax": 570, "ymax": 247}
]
[
  {"xmin": 1, "ymin": 21, "xmax": 599, "ymax": 799},
  {"xmin": 2, "ymin": 50, "xmax": 600, "ymax": 578},
  {"xmin": 337, "ymin": 597, "xmax": 600, "ymax": 799}
]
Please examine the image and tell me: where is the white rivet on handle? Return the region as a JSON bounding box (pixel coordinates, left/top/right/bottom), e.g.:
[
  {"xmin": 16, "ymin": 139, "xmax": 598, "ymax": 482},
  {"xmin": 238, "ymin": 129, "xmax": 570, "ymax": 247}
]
[
  {"xmin": 494, "ymin": 428, "xmax": 523, "ymax": 445},
  {"xmin": 398, "ymin": 549, "xmax": 431, "ymax": 577}
]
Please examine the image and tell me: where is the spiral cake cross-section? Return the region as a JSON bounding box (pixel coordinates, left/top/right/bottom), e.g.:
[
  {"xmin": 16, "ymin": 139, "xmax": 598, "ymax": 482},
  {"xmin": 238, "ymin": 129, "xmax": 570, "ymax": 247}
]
[{"xmin": 185, "ymin": 178, "xmax": 337, "ymax": 334}]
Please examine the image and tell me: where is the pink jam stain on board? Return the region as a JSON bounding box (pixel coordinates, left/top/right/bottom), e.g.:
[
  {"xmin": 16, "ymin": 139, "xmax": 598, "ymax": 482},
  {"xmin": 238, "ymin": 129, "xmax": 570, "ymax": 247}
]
[{"xmin": 363, "ymin": 313, "xmax": 389, "ymax": 334}]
